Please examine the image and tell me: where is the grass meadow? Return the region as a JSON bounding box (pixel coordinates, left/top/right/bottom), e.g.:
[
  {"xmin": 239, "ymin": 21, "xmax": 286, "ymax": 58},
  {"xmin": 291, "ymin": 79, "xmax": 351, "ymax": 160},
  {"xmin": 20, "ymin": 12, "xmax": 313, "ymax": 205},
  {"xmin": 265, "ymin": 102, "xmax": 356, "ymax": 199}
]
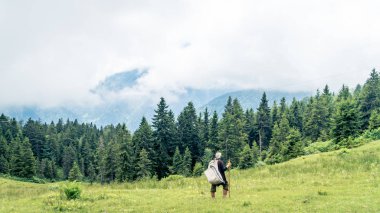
[{"xmin": 1, "ymin": 141, "xmax": 380, "ymax": 212}]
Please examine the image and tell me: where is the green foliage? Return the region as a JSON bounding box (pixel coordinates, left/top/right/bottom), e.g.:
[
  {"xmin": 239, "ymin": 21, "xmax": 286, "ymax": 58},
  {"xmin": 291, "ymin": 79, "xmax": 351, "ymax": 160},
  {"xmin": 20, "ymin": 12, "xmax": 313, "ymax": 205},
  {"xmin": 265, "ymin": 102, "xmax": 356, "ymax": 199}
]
[
  {"xmin": 62, "ymin": 182, "xmax": 81, "ymax": 200},
  {"xmin": 152, "ymin": 97, "xmax": 175, "ymax": 179},
  {"xmin": 181, "ymin": 147, "xmax": 192, "ymax": 177},
  {"xmin": 177, "ymin": 102, "xmax": 201, "ymax": 164},
  {"xmin": 304, "ymin": 141, "xmax": 334, "ymax": 155},
  {"xmin": 332, "ymin": 98, "xmax": 361, "ymax": 144},
  {"xmin": 219, "ymin": 98, "xmax": 247, "ymax": 165},
  {"xmin": 192, "ymin": 162, "xmax": 203, "ymax": 176},
  {"xmin": 68, "ymin": 161, "xmax": 82, "ymax": 182},
  {"xmin": 283, "ymin": 128, "xmax": 304, "ymax": 160},
  {"xmin": 256, "ymin": 92, "xmax": 272, "ymax": 150},
  {"xmin": 239, "ymin": 144, "xmax": 255, "ymax": 169},
  {"xmin": 207, "ymin": 111, "xmax": 219, "ymax": 153},
  {"xmin": 136, "ymin": 148, "xmax": 153, "ymax": 179},
  {"xmin": 359, "ymin": 69, "xmax": 380, "ymax": 129},
  {"xmin": 369, "ymin": 109, "xmax": 380, "ymax": 130},
  {"xmin": 171, "ymin": 147, "xmax": 182, "ymax": 175}
]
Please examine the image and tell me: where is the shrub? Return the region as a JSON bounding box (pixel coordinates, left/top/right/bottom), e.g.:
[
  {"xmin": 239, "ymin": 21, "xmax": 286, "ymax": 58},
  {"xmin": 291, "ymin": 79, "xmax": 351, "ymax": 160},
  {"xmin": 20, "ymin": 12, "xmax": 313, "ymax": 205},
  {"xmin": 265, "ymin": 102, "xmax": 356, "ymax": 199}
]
[
  {"xmin": 304, "ymin": 140, "xmax": 334, "ymax": 155},
  {"xmin": 61, "ymin": 182, "xmax": 81, "ymax": 200}
]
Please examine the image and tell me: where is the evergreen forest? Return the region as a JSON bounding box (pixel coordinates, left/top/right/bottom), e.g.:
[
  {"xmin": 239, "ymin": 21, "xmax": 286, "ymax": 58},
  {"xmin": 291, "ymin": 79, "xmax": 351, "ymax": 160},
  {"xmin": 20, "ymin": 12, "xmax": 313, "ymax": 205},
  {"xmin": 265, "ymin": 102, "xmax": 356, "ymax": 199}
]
[{"xmin": 1, "ymin": 69, "xmax": 380, "ymax": 183}]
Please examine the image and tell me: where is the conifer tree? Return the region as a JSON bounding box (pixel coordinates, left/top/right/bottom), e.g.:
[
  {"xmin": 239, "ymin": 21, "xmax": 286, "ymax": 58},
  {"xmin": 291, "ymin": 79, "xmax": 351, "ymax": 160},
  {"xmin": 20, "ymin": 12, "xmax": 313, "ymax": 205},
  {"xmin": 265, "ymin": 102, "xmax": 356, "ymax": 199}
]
[
  {"xmin": 192, "ymin": 162, "xmax": 203, "ymax": 176},
  {"xmin": 256, "ymin": 93, "xmax": 272, "ymax": 152},
  {"xmin": 152, "ymin": 98, "xmax": 172, "ymax": 179},
  {"xmin": 283, "ymin": 128, "xmax": 304, "ymax": 161},
  {"xmin": 177, "ymin": 102, "xmax": 201, "ymax": 165},
  {"xmin": 369, "ymin": 109, "xmax": 380, "ymax": 130},
  {"xmin": 208, "ymin": 111, "xmax": 219, "ymax": 153},
  {"xmin": 115, "ymin": 126, "xmax": 133, "ymax": 182},
  {"xmin": 239, "ymin": 144, "xmax": 255, "ymax": 169},
  {"xmin": 359, "ymin": 69, "xmax": 380, "ymax": 129},
  {"xmin": 62, "ymin": 145, "xmax": 76, "ymax": 179},
  {"xmin": 136, "ymin": 148, "xmax": 153, "ymax": 179},
  {"xmin": 0, "ymin": 136, "xmax": 9, "ymax": 174},
  {"xmin": 219, "ymin": 98, "xmax": 247, "ymax": 165},
  {"xmin": 181, "ymin": 147, "xmax": 192, "ymax": 177},
  {"xmin": 171, "ymin": 147, "xmax": 182, "ymax": 174},
  {"xmin": 87, "ymin": 162, "xmax": 96, "ymax": 184},
  {"xmin": 244, "ymin": 109, "xmax": 257, "ymax": 148},
  {"xmin": 267, "ymin": 115, "xmax": 290, "ymax": 164},
  {"xmin": 68, "ymin": 161, "xmax": 83, "ymax": 181},
  {"xmin": 97, "ymin": 138, "xmax": 107, "ymax": 184},
  {"xmin": 332, "ymin": 98, "xmax": 361, "ymax": 144}
]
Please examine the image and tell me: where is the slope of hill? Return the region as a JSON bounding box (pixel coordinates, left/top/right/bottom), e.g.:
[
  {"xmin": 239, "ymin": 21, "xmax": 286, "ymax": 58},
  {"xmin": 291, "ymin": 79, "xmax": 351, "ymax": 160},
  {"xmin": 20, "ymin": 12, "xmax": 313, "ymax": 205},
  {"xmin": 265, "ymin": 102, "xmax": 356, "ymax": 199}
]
[{"xmin": 1, "ymin": 141, "xmax": 379, "ymax": 212}]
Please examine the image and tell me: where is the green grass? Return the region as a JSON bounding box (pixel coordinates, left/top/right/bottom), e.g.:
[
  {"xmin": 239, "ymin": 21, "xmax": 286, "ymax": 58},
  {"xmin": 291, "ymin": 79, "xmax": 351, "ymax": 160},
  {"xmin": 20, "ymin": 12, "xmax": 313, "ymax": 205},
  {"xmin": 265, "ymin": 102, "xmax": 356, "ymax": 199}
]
[{"xmin": 1, "ymin": 141, "xmax": 380, "ymax": 212}]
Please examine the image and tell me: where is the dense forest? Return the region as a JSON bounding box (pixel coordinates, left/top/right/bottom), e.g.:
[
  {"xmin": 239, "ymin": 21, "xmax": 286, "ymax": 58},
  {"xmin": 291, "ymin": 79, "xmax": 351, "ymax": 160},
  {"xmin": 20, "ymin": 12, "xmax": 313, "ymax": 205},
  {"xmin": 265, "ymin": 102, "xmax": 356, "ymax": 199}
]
[{"xmin": 1, "ymin": 69, "xmax": 380, "ymax": 183}]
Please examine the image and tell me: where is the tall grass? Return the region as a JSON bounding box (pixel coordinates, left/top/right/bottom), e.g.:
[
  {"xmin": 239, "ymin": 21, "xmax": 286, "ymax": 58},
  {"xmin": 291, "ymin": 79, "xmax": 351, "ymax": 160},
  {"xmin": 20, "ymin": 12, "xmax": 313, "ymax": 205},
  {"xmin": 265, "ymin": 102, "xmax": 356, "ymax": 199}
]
[{"xmin": 1, "ymin": 140, "xmax": 379, "ymax": 212}]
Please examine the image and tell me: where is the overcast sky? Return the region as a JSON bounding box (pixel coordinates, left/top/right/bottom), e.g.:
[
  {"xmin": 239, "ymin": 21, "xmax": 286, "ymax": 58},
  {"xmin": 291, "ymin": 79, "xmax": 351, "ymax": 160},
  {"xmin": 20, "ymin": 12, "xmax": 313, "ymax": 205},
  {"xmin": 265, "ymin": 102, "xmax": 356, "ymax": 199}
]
[{"xmin": 1, "ymin": 0, "xmax": 380, "ymax": 107}]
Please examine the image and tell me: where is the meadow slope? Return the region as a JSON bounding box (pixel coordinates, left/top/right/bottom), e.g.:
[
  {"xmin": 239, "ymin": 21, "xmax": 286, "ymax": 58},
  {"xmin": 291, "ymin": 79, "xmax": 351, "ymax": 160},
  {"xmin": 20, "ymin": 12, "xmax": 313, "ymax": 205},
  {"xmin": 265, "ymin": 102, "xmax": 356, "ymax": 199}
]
[{"xmin": 1, "ymin": 141, "xmax": 380, "ymax": 212}]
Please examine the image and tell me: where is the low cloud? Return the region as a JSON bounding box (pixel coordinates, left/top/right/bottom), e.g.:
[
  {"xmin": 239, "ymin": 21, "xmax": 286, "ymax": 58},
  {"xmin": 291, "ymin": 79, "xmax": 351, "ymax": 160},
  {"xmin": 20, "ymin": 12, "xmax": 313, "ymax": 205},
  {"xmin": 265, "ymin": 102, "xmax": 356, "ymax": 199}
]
[{"xmin": 1, "ymin": 0, "xmax": 379, "ymax": 108}]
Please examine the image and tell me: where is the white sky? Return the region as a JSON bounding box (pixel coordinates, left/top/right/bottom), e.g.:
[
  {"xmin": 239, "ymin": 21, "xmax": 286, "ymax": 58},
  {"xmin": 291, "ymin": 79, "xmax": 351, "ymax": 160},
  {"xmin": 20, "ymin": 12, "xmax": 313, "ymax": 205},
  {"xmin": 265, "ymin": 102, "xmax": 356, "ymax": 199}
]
[{"xmin": 1, "ymin": 0, "xmax": 380, "ymax": 107}]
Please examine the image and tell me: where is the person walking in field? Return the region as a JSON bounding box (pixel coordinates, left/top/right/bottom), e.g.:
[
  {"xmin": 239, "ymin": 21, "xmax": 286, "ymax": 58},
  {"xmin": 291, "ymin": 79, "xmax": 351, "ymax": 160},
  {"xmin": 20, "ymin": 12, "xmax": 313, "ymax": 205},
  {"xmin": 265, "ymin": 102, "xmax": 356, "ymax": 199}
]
[{"xmin": 210, "ymin": 151, "xmax": 231, "ymax": 199}]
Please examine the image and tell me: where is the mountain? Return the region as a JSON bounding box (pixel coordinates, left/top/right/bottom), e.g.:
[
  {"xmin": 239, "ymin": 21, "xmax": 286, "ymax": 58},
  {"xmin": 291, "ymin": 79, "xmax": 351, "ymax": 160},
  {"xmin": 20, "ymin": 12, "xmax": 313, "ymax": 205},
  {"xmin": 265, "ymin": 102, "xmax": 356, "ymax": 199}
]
[
  {"xmin": 202, "ymin": 90, "xmax": 310, "ymax": 114},
  {"xmin": 0, "ymin": 70, "xmax": 310, "ymax": 130}
]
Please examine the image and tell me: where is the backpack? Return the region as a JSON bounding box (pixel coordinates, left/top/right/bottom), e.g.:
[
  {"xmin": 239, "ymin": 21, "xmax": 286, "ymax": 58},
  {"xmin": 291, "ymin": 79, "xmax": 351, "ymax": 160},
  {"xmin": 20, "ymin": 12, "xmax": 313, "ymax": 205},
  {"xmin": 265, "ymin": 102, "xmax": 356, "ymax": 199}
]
[{"xmin": 204, "ymin": 159, "xmax": 225, "ymax": 185}]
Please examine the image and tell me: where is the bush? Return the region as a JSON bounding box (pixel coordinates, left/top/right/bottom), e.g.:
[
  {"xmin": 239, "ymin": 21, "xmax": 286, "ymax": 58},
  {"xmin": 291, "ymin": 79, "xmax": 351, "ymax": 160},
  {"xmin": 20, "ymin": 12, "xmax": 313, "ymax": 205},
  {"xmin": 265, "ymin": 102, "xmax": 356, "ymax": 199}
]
[
  {"xmin": 361, "ymin": 127, "xmax": 380, "ymax": 141},
  {"xmin": 304, "ymin": 140, "xmax": 335, "ymax": 155},
  {"xmin": 61, "ymin": 182, "xmax": 81, "ymax": 200},
  {"xmin": 161, "ymin": 175, "xmax": 184, "ymax": 182}
]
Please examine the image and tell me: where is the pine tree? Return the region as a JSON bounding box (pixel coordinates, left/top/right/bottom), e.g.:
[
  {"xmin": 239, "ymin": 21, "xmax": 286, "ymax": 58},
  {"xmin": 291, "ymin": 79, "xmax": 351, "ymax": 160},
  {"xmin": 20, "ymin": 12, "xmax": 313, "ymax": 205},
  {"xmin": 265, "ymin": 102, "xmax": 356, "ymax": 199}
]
[
  {"xmin": 152, "ymin": 98, "xmax": 172, "ymax": 179},
  {"xmin": 115, "ymin": 125, "xmax": 133, "ymax": 182},
  {"xmin": 219, "ymin": 98, "xmax": 247, "ymax": 165},
  {"xmin": 0, "ymin": 136, "xmax": 9, "ymax": 174},
  {"xmin": 171, "ymin": 147, "xmax": 182, "ymax": 174},
  {"xmin": 62, "ymin": 145, "xmax": 76, "ymax": 179},
  {"xmin": 369, "ymin": 109, "xmax": 380, "ymax": 130},
  {"xmin": 87, "ymin": 162, "xmax": 96, "ymax": 184},
  {"xmin": 136, "ymin": 148, "xmax": 153, "ymax": 179},
  {"xmin": 192, "ymin": 162, "xmax": 203, "ymax": 176},
  {"xmin": 288, "ymin": 98, "xmax": 303, "ymax": 131},
  {"xmin": 11, "ymin": 138, "xmax": 36, "ymax": 178},
  {"xmin": 68, "ymin": 161, "xmax": 83, "ymax": 181},
  {"xmin": 239, "ymin": 144, "xmax": 255, "ymax": 169},
  {"xmin": 359, "ymin": 69, "xmax": 380, "ymax": 129},
  {"xmin": 283, "ymin": 128, "xmax": 304, "ymax": 161},
  {"xmin": 271, "ymin": 101, "xmax": 279, "ymax": 127},
  {"xmin": 181, "ymin": 147, "xmax": 192, "ymax": 177},
  {"xmin": 256, "ymin": 93, "xmax": 272, "ymax": 152},
  {"xmin": 244, "ymin": 109, "xmax": 257, "ymax": 148},
  {"xmin": 104, "ymin": 140, "xmax": 119, "ymax": 182},
  {"xmin": 279, "ymin": 97, "xmax": 287, "ymax": 118},
  {"xmin": 97, "ymin": 138, "xmax": 107, "ymax": 184},
  {"xmin": 332, "ymin": 98, "xmax": 361, "ymax": 144},
  {"xmin": 177, "ymin": 102, "xmax": 200, "ymax": 166},
  {"xmin": 208, "ymin": 111, "xmax": 219, "ymax": 153},
  {"xmin": 267, "ymin": 114, "xmax": 290, "ymax": 164}
]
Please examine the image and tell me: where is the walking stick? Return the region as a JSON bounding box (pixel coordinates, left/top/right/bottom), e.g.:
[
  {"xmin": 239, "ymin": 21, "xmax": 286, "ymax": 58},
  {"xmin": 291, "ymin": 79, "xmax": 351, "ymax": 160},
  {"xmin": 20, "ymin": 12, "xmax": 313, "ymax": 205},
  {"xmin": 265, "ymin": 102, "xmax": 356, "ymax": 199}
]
[{"xmin": 228, "ymin": 159, "xmax": 231, "ymax": 198}]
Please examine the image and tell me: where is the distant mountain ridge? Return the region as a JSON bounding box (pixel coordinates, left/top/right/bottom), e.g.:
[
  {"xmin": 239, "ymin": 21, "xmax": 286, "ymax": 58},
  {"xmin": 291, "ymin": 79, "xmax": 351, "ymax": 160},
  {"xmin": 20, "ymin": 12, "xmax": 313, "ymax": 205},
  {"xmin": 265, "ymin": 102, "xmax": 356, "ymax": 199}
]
[
  {"xmin": 202, "ymin": 90, "xmax": 310, "ymax": 115},
  {"xmin": 0, "ymin": 70, "xmax": 310, "ymax": 130}
]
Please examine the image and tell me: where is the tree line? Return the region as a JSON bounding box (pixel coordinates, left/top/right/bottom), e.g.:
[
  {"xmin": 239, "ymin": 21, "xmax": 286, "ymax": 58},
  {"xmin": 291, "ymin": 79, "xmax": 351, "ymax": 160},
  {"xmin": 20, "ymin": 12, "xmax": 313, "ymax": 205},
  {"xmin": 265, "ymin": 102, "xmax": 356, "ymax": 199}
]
[{"xmin": 1, "ymin": 69, "xmax": 380, "ymax": 182}]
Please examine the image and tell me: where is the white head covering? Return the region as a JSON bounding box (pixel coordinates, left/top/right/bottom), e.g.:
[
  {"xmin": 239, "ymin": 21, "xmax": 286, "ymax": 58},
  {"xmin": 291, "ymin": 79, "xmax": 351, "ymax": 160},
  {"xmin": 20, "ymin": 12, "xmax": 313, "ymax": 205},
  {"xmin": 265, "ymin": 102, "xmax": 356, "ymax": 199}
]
[{"xmin": 215, "ymin": 151, "xmax": 222, "ymax": 159}]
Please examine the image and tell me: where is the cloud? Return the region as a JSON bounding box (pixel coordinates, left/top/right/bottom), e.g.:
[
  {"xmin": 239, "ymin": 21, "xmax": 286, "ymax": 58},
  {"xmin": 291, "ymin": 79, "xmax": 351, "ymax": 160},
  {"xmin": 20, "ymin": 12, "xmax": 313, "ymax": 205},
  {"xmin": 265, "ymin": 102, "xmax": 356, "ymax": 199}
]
[{"xmin": 1, "ymin": 0, "xmax": 380, "ymax": 107}]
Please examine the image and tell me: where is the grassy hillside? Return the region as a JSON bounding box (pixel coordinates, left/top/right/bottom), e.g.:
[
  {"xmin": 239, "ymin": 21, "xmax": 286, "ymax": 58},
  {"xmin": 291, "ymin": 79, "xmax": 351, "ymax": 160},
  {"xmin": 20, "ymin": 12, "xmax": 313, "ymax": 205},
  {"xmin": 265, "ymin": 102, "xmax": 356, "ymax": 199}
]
[{"xmin": 1, "ymin": 141, "xmax": 380, "ymax": 212}]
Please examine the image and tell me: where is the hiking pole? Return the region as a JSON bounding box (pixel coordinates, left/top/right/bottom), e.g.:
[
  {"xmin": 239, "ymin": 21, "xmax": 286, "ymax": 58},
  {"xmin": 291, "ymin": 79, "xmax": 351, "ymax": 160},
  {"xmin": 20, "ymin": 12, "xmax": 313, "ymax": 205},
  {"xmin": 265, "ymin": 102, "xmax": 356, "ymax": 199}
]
[{"xmin": 228, "ymin": 159, "xmax": 231, "ymax": 198}]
